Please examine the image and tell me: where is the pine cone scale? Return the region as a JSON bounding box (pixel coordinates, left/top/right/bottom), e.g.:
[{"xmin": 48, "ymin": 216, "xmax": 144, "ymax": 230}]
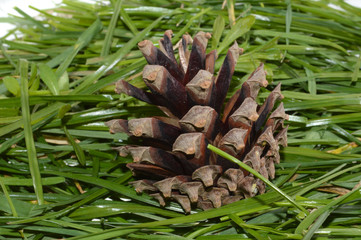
[
  {"xmin": 183, "ymin": 32, "xmax": 211, "ymax": 84},
  {"xmin": 139, "ymin": 40, "xmax": 185, "ymax": 81}
]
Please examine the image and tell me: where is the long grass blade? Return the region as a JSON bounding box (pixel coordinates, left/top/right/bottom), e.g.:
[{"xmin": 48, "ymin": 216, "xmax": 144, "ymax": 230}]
[
  {"xmin": 101, "ymin": 0, "xmax": 122, "ymax": 56},
  {"xmin": 20, "ymin": 59, "xmax": 44, "ymax": 205}
]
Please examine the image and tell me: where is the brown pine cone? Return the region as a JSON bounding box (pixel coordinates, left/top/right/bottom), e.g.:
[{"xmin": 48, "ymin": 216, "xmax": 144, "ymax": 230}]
[{"xmin": 107, "ymin": 30, "xmax": 288, "ymax": 213}]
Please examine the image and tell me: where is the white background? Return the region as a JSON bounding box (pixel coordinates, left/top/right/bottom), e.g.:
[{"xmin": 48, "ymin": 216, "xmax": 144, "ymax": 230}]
[
  {"xmin": 0, "ymin": 0, "xmax": 62, "ymax": 37},
  {"xmin": 0, "ymin": 0, "xmax": 361, "ymax": 37}
]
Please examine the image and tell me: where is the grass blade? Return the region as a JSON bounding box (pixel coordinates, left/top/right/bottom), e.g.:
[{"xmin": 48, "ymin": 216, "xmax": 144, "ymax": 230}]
[
  {"xmin": 38, "ymin": 63, "xmax": 60, "ymax": 95},
  {"xmin": 119, "ymin": 2, "xmax": 139, "ymax": 35},
  {"xmin": 20, "ymin": 59, "xmax": 44, "ymax": 205},
  {"xmin": 101, "ymin": 0, "xmax": 122, "ymax": 56},
  {"xmin": 253, "ymin": 30, "xmax": 348, "ymax": 54},
  {"xmin": 0, "ymin": 177, "xmax": 65, "ymax": 186},
  {"xmin": 0, "ymin": 178, "xmax": 18, "ymax": 217},
  {"xmin": 211, "ymin": 15, "xmax": 225, "ymax": 49},
  {"xmin": 285, "ymin": 0, "xmax": 292, "ymax": 46},
  {"xmin": 226, "ymin": 0, "xmax": 236, "ymax": 26},
  {"xmin": 351, "ymin": 51, "xmax": 361, "ymax": 83},
  {"xmin": 63, "ymin": 125, "xmax": 86, "ymax": 166},
  {"xmin": 305, "ymin": 67, "xmax": 316, "ymax": 95},
  {"xmin": 218, "ymin": 15, "xmax": 255, "ymax": 54},
  {"xmin": 302, "ymin": 210, "xmax": 331, "ymax": 240},
  {"xmin": 3, "ymin": 76, "xmax": 20, "ymax": 96}
]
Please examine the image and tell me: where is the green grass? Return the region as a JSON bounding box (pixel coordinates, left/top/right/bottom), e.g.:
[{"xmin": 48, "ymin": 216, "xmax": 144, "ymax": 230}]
[{"xmin": 0, "ymin": 0, "xmax": 361, "ymax": 239}]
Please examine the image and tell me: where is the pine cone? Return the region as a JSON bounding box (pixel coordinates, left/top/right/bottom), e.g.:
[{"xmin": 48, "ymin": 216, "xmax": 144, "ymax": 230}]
[{"xmin": 107, "ymin": 30, "xmax": 288, "ymax": 213}]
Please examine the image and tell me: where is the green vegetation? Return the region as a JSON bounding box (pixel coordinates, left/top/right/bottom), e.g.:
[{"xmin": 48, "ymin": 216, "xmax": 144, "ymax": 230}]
[{"xmin": 0, "ymin": 0, "xmax": 361, "ymax": 239}]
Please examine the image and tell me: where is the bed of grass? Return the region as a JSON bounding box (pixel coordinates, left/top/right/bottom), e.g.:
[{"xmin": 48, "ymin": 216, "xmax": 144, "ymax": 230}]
[{"xmin": 0, "ymin": 0, "xmax": 361, "ymax": 239}]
